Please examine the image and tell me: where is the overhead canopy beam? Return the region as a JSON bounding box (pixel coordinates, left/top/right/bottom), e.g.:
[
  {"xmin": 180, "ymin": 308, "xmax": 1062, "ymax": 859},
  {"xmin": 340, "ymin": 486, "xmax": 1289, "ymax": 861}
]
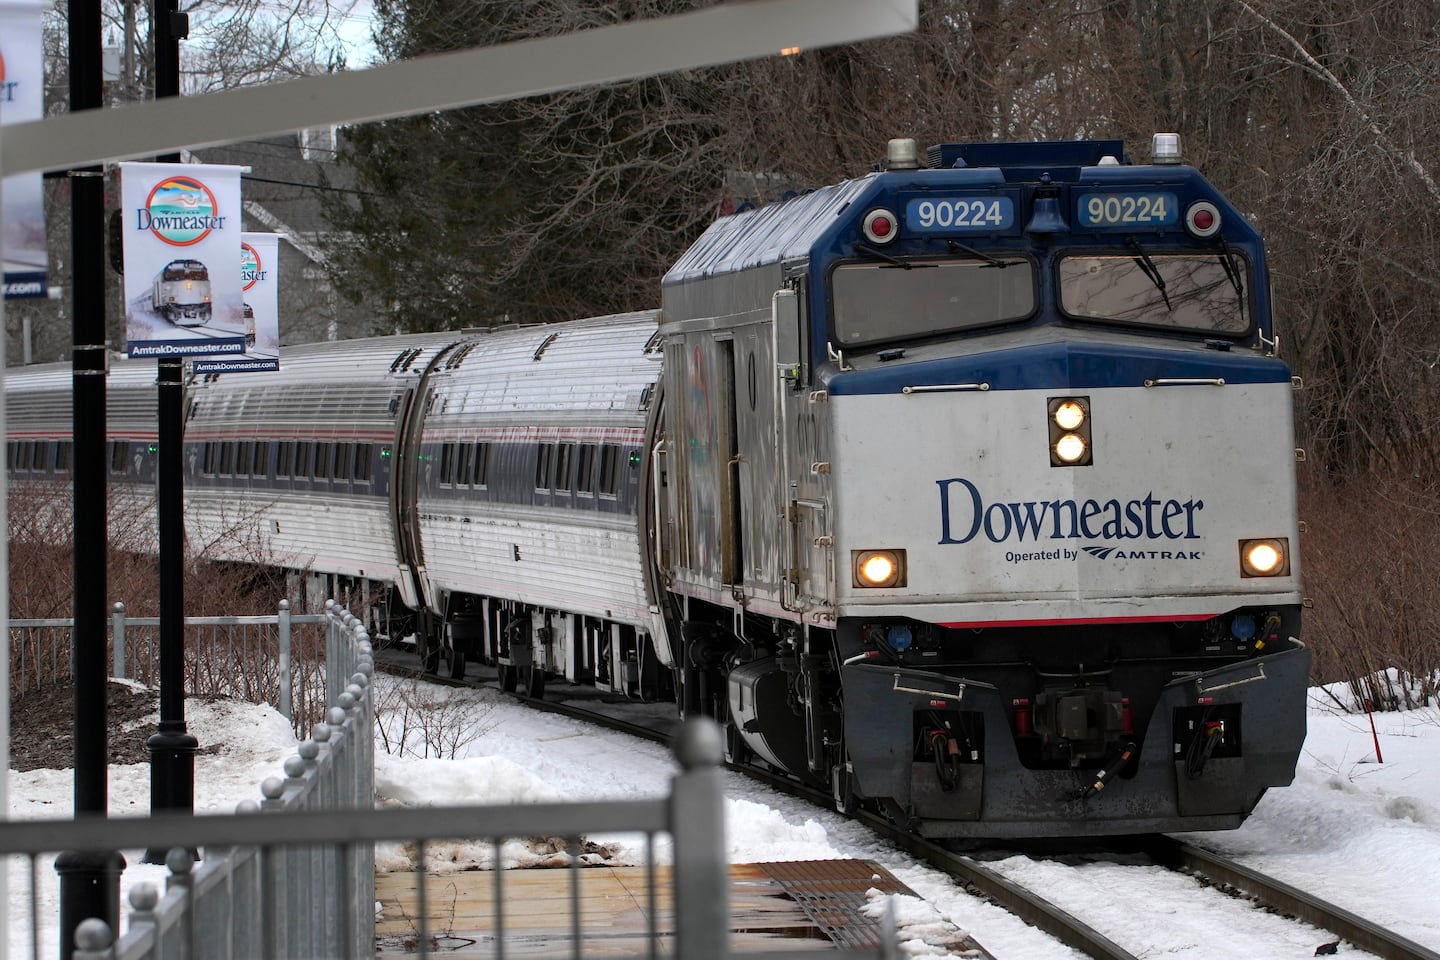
[{"xmin": 1, "ymin": 0, "xmax": 917, "ymax": 176}]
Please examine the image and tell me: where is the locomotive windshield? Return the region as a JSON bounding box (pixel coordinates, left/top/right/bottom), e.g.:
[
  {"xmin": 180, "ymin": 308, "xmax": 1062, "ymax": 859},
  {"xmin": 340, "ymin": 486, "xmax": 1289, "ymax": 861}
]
[
  {"xmin": 1058, "ymin": 252, "xmax": 1249, "ymax": 334},
  {"xmin": 831, "ymin": 259, "xmax": 1036, "ymax": 346},
  {"xmin": 162, "ymin": 261, "xmax": 207, "ymax": 282}
]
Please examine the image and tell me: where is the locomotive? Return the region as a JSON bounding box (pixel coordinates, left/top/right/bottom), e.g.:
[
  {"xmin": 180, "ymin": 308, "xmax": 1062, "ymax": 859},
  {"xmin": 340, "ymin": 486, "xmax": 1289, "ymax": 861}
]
[
  {"xmin": 150, "ymin": 258, "xmax": 213, "ymax": 326},
  {"xmin": 5, "ymin": 134, "xmax": 1310, "ymax": 837}
]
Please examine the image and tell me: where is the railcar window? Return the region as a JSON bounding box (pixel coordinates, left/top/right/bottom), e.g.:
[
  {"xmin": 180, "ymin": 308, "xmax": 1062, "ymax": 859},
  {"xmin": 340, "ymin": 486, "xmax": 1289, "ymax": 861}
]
[
  {"xmin": 111, "ymin": 441, "xmax": 129, "ymax": 474},
  {"xmin": 252, "ymin": 441, "xmax": 269, "ymax": 477},
  {"xmin": 555, "ymin": 444, "xmax": 573, "ymax": 493},
  {"xmin": 55, "ymin": 442, "xmax": 73, "ymax": 473},
  {"xmin": 354, "ymin": 443, "xmax": 372, "ymax": 482},
  {"xmin": 473, "ymin": 442, "xmax": 490, "ymax": 487},
  {"xmin": 313, "ymin": 443, "xmax": 330, "ymax": 479},
  {"xmin": 293, "ymin": 441, "xmax": 311, "ymax": 478},
  {"xmin": 201, "ymin": 442, "xmax": 216, "ymax": 476},
  {"xmin": 599, "ymin": 445, "xmax": 619, "ymax": 496},
  {"xmin": 276, "ymin": 442, "xmax": 291, "ymax": 477},
  {"xmin": 219, "ymin": 442, "xmax": 235, "ymax": 476},
  {"xmin": 577, "ymin": 445, "xmax": 596, "ymax": 495},
  {"xmin": 831, "ymin": 257, "xmax": 1035, "ymax": 346},
  {"xmin": 14, "ymin": 442, "xmax": 30, "ymax": 471},
  {"xmin": 454, "ymin": 443, "xmax": 471, "ymax": 487},
  {"xmin": 1058, "ymin": 253, "xmax": 1249, "ymax": 334},
  {"xmin": 333, "ymin": 442, "xmax": 351, "ymax": 481},
  {"xmin": 5, "ymin": 443, "xmax": 14, "ymax": 470},
  {"xmin": 236, "ymin": 441, "xmax": 252, "ymax": 478},
  {"xmin": 440, "ymin": 443, "xmax": 456, "ymax": 485},
  {"xmin": 535, "ymin": 444, "xmax": 552, "ymax": 490}
]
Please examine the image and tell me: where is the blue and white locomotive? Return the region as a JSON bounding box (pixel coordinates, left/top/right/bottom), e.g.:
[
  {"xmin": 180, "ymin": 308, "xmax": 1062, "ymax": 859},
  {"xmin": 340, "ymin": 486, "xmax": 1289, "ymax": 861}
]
[{"xmin": 5, "ymin": 133, "xmax": 1309, "ymax": 837}]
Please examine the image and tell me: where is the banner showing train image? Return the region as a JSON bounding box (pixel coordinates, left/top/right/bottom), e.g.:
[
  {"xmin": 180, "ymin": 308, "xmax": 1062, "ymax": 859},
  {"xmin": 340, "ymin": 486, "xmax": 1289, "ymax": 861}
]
[
  {"xmin": 194, "ymin": 232, "xmax": 281, "ymax": 373},
  {"xmin": 1, "ymin": 0, "xmax": 49, "ymax": 300},
  {"xmin": 119, "ymin": 161, "xmax": 247, "ymax": 359}
]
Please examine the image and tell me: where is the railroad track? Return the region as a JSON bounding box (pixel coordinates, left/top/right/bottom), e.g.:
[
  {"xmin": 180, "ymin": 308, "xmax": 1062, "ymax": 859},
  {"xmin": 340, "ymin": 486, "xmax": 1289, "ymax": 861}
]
[{"xmin": 382, "ymin": 653, "xmax": 1439, "ymax": 960}]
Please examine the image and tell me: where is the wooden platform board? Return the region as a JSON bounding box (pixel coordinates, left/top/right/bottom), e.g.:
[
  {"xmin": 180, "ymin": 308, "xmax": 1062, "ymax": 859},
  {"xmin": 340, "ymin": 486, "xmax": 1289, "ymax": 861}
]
[{"xmin": 374, "ymin": 859, "xmax": 968, "ymax": 957}]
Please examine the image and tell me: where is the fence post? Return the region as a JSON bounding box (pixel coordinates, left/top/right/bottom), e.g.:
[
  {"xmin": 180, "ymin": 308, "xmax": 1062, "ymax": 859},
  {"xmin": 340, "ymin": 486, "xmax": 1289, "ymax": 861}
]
[
  {"xmin": 112, "ymin": 602, "xmax": 126, "ymax": 680},
  {"xmin": 278, "ymin": 599, "xmax": 292, "ymax": 723},
  {"xmin": 669, "ymin": 717, "xmax": 728, "ymax": 960}
]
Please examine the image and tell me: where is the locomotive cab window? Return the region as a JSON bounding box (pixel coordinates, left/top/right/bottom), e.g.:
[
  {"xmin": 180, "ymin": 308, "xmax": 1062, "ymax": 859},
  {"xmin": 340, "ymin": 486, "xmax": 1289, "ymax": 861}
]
[
  {"xmin": 831, "ymin": 257, "xmax": 1035, "ymax": 346},
  {"xmin": 1059, "ymin": 252, "xmax": 1249, "ymax": 334}
]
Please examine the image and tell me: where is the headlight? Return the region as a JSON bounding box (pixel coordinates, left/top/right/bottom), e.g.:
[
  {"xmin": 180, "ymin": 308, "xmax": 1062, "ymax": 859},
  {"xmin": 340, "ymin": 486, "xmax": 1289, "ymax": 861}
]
[
  {"xmin": 853, "ymin": 549, "xmax": 906, "ymax": 588},
  {"xmin": 1240, "ymin": 538, "xmax": 1289, "ymax": 577},
  {"xmin": 1053, "ymin": 433, "xmax": 1087, "ymax": 463},
  {"xmin": 1048, "ymin": 396, "xmax": 1092, "ymax": 467},
  {"xmin": 1053, "ymin": 400, "xmax": 1085, "ymax": 431}
]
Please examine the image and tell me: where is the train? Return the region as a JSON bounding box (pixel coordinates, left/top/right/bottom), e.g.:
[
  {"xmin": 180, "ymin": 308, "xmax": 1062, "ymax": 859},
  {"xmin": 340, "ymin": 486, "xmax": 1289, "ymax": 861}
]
[
  {"xmin": 6, "ymin": 133, "xmax": 1311, "ymax": 838},
  {"xmin": 150, "ymin": 258, "xmax": 213, "ymax": 326}
]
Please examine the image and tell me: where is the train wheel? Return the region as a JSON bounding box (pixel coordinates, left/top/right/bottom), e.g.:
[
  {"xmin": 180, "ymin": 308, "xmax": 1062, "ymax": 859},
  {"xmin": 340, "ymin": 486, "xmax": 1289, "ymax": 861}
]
[
  {"xmin": 498, "ymin": 663, "xmax": 518, "ymax": 693},
  {"xmin": 448, "ymin": 648, "xmax": 467, "ymax": 680},
  {"xmin": 521, "ymin": 663, "xmax": 546, "ymax": 699}
]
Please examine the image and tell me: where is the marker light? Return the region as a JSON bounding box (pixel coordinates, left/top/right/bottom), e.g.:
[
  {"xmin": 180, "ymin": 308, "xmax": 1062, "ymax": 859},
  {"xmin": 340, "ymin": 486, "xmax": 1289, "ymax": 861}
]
[
  {"xmin": 1240, "ymin": 538, "xmax": 1289, "ymax": 577},
  {"xmin": 1152, "ymin": 132, "xmax": 1182, "ymax": 164},
  {"xmin": 853, "ymin": 549, "xmax": 907, "ymax": 588},
  {"xmin": 862, "ymin": 208, "xmax": 899, "ymax": 245},
  {"xmin": 1053, "ymin": 433, "xmax": 1087, "ymax": 463},
  {"xmin": 1185, "ymin": 200, "xmax": 1222, "ymax": 239}
]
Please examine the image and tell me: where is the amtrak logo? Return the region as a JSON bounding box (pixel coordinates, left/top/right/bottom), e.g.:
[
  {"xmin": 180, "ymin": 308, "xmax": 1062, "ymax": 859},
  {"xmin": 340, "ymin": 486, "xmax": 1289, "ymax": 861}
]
[
  {"xmin": 1083, "ymin": 546, "xmax": 1118, "ymax": 559},
  {"xmin": 241, "ymin": 242, "xmax": 266, "ymax": 290},
  {"xmin": 937, "ymin": 476, "xmax": 1204, "ymax": 545},
  {"xmin": 137, "ymin": 176, "xmax": 225, "ymax": 246}
]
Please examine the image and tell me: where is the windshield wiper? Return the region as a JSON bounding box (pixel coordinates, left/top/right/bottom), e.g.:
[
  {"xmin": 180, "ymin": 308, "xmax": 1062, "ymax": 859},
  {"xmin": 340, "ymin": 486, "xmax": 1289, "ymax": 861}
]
[
  {"xmin": 855, "ymin": 243, "xmax": 935, "ymax": 269},
  {"xmin": 946, "ymin": 239, "xmax": 1024, "ymax": 268},
  {"xmin": 1216, "ymin": 237, "xmax": 1245, "ymax": 301},
  {"xmin": 1126, "ymin": 236, "xmax": 1173, "ymax": 311}
]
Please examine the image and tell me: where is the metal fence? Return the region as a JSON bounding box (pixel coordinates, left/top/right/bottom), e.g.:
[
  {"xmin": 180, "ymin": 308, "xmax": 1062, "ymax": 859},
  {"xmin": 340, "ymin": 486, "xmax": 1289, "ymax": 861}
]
[
  {"xmin": 8, "ymin": 600, "xmax": 331, "ymax": 738},
  {"xmin": 4, "ymin": 602, "xmax": 895, "ymax": 960}
]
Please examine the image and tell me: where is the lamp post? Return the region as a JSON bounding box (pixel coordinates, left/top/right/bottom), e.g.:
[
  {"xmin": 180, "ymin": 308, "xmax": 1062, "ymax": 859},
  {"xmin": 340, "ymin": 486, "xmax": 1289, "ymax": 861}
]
[
  {"xmin": 141, "ymin": 0, "xmax": 199, "ymax": 866},
  {"xmin": 54, "ymin": 0, "xmax": 124, "ymax": 952}
]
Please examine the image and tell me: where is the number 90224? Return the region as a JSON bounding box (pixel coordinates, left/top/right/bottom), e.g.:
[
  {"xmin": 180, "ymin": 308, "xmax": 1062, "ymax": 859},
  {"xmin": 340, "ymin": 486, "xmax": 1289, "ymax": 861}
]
[
  {"xmin": 1077, "ymin": 192, "xmax": 1177, "ymax": 228},
  {"xmin": 905, "ymin": 197, "xmax": 1015, "ymax": 233}
]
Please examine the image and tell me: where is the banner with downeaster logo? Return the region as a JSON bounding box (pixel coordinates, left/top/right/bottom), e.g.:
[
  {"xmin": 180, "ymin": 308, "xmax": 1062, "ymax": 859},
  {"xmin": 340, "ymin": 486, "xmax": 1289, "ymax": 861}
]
[
  {"xmin": 1, "ymin": 0, "xmax": 48, "ymax": 300},
  {"xmin": 120, "ymin": 162, "xmax": 247, "ymax": 358},
  {"xmin": 195, "ymin": 232, "xmax": 282, "ymax": 373}
]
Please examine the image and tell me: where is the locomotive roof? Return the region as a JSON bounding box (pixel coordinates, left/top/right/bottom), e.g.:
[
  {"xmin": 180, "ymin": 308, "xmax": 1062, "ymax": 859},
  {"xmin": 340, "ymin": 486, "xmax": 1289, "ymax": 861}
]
[{"xmin": 663, "ymin": 174, "xmax": 877, "ymax": 283}]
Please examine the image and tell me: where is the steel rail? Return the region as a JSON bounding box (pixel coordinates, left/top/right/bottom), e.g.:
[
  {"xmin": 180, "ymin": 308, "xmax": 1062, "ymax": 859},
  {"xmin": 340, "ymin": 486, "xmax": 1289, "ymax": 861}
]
[
  {"xmin": 385, "ymin": 653, "xmax": 1440, "ymax": 960},
  {"xmin": 1148, "ymin": 837, "xmax": 1440, "ymax": 960}
]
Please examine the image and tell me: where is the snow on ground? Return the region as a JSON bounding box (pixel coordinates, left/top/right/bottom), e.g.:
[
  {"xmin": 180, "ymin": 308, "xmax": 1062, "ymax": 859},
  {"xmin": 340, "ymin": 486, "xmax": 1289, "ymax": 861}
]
[{"xmin": 7, "ymin": 674, "xmax": 1440, "ymax": 959}]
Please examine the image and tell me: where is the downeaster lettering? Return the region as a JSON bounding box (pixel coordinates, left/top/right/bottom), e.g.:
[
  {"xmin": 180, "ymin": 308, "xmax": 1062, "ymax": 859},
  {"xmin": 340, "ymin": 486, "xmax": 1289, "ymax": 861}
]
[
  {"xmin": 136, "ymin": 210, "xmax": 226, "ymax": 231},
  {"xmin": 937, "ymin": 477, "xmax": 1203, "ymax": 545}
]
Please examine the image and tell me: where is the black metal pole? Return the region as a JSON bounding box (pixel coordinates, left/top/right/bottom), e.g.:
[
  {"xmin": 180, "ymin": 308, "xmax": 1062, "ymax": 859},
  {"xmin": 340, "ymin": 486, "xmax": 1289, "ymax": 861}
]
[
  {"xmin": 143, "ymin": 0, "xmax": 198, "ymax": 865},
  {"xmin": 54, "ymin": 0, "xmax": 124, "ymax": 952}
]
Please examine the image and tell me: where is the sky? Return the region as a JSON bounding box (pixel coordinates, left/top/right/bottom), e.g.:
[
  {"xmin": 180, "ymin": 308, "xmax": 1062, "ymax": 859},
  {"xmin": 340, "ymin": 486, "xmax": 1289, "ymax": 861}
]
[{"xmin": 6, "ymin": 673, "xmax": 1440, "ymax": 959}]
